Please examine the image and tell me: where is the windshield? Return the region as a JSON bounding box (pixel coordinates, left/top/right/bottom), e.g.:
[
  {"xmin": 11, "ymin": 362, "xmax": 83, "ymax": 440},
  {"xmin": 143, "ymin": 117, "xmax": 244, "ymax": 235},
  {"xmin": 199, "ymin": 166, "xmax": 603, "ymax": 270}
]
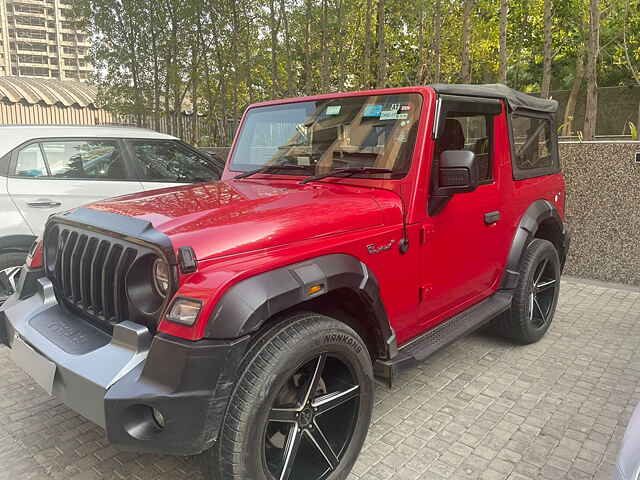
[{"xmin": 230, "ymin": 93, "xmax": 423, "ymax": 179}]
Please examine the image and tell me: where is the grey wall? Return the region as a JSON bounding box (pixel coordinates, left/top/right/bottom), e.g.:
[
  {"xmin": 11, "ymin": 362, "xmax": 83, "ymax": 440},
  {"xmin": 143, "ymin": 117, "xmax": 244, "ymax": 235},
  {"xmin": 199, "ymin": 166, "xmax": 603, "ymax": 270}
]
[
  {"xmin": 208, "ymin": 142, "xmax": 640, "ymax": 286},
  {"xmin": 561, "ymin": 142, "xmax": 640, "ymax": 286}
]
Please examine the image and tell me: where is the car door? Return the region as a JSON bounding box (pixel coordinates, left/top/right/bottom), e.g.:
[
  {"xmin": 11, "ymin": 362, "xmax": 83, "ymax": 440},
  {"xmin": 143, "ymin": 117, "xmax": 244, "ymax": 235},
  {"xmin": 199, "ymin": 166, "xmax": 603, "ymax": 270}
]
[
  {"xmin": 418, "ymin": 96, "xmax": 509, "ymax": 329},
  {"xmin": 7, "ymin": 138, "xmax": 145, "ymax": 236},
  {"xmin": 125, "ymin": 139, "xmax": 222, "ymax": 190}
]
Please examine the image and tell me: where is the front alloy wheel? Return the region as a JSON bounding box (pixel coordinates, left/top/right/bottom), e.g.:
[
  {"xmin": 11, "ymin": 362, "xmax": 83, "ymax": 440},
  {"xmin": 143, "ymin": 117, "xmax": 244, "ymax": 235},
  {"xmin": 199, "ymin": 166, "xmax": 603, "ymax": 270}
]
[
  {"xmin": 205, "ymin": 312, "xmax": 374, "ymax": 480},
  {"xmin": 265, "ymin": 353, "xmax": 360, "ymax": 480}
]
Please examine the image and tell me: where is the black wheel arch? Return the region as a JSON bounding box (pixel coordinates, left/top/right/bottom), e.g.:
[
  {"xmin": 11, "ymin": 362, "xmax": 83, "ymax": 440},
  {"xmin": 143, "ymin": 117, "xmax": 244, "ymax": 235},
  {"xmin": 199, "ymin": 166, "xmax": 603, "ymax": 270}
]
[
  {"xmin": 0, "ymin": 234, "xmax": 36, "ymax": 255},
  {"xmin": 205, "ymin": 254, "xmax": 398, "ymax": 361},
  {"xmin": 501, "ymin": 200, "xmax": 569, "ymax": 290}
]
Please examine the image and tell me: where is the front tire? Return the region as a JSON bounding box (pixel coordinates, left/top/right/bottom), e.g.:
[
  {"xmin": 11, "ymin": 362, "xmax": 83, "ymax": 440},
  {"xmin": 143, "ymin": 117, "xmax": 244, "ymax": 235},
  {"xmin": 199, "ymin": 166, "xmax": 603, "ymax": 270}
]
[
  {"xmin": 494, "ymin": 238, "xmax": 561, "ymax": 344},
  {"xmin": 204, "ymin": 312, "xmax": 374, "ymax": 480}
]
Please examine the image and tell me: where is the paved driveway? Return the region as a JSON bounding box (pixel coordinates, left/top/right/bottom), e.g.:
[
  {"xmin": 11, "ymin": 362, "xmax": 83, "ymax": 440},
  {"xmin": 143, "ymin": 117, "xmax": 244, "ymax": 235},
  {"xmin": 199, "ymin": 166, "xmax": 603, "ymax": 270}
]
[{"xmin": 1, "ymin": 278, "xmax": 639, "ymax": 480}]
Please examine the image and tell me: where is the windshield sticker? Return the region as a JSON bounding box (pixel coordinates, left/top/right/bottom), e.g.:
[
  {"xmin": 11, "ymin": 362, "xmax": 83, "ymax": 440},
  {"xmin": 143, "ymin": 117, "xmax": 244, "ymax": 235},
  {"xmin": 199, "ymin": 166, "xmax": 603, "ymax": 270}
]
[
  {"xmin": 380, "ymin": 110, "xmax": 398, "ymax": 120},
  {"xmin": 396, "ymin": 113, "xmax": 409, "ymax": 120},
  {"xmin": 364, "ymin": 104, "xmax": 383, "ymax": 117},
  {"xmin": 326, "ymin": 105, "xmax": 342, "ymax": 115},
  {"xmin": 400, "ymin": 105, "xmax": 412, "ymax": 111}
]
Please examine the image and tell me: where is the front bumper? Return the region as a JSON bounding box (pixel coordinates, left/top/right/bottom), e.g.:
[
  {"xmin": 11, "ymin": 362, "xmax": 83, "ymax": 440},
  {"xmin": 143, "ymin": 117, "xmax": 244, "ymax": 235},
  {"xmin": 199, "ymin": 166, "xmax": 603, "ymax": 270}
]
[{"xmin": 0, "ymin": 278, "xmax": 249, "ymax": 455}]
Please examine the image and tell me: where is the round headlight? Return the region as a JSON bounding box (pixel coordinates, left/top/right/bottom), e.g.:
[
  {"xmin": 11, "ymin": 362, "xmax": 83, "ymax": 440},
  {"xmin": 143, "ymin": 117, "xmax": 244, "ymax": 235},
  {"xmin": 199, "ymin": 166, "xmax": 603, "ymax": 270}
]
[{"xmin": 153, "ymin": 259, "xmax": 170, "ymax": 296}]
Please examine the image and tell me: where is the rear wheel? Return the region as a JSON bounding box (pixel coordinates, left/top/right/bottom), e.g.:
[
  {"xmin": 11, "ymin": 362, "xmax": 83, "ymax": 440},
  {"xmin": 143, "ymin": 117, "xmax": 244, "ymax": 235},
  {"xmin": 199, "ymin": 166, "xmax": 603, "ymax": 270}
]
[
  {"xmin": 0, "ymin": 251, "xmax": 27, "ymax": 305},
  {"xmin": 203, "ymin": 312, "xmax": 374, "ymax": 480},
  {"xmin": 494, "ymin": 238, "xmax": 560, "ymax": 344}
]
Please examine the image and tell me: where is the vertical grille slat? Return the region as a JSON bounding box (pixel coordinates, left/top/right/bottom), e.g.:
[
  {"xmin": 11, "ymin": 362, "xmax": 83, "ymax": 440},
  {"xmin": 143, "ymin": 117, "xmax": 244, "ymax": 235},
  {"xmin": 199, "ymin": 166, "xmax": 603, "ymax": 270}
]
[
  {"xmin": 44, "ymin": 222, "xmax": 164, "ymax": 332},
  {"xmin": 90, "ymin": 240, "xmax": 109, "ymax": 316},
  {"xmin": 61, "ymin": 231, "xmax": 78, "ymax": 297},
  {"xmin": 113, "ymin": 248, "xmax": 136, "ymax": 322},
  {"xmin": 79, "ymin": 237, "xmax": 98, "ymax": 309},
  {"xmin": 101, "ymin": 244, "xmax": 123, "ymax": 322},
  {"xmin": 69, "ymin": 234, "xmax": 87, "ymax": 302}
]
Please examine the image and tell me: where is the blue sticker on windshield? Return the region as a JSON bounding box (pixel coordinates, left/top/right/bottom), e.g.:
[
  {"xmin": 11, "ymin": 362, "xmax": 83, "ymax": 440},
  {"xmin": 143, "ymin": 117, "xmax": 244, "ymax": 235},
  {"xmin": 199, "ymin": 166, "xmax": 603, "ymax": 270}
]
[{"xmin": 364, "ymin": 105, "xmax": 383, "ymax": 117}]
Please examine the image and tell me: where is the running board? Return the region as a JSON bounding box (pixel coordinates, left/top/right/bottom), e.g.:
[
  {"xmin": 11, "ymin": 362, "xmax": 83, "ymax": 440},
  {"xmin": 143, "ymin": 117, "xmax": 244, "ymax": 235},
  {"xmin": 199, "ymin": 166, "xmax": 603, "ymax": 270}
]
[{"xmin": 374, "ymin": 292, "xmax": 512, "ymax": 387}]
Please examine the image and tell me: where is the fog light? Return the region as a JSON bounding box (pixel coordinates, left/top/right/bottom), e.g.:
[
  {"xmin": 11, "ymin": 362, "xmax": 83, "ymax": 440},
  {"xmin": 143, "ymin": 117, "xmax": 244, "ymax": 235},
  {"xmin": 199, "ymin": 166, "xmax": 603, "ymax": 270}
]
[{"xmin": 152, "ymin": 407, "xmax": 165, "ymax": 428}]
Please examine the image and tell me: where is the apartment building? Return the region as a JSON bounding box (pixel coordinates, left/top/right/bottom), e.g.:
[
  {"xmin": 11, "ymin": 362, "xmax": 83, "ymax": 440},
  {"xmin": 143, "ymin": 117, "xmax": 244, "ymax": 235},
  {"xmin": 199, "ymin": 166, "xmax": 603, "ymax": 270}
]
[{"xmin": 0, "ymin": 0, "xmax": 92, "ymax": 81}]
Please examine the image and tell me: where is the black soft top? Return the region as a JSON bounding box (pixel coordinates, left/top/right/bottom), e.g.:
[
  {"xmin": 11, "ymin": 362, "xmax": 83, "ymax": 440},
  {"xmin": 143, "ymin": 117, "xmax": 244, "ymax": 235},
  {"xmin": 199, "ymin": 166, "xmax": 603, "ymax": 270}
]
[{"xmin": 431, "ymin": 83, "xmax": 558, "ymax": 114}]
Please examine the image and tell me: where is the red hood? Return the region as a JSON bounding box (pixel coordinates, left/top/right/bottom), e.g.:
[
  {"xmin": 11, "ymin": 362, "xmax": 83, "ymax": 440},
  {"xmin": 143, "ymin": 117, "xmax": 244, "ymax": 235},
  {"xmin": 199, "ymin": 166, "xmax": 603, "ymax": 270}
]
[{"xmin": 87, "ymin": 179, "xmax": 401, "ymax": 261}]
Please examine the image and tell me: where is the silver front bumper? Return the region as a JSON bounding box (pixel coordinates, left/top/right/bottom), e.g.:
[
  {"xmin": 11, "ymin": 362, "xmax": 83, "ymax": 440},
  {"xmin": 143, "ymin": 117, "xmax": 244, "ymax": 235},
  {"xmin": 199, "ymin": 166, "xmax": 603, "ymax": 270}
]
[{"xmin": 1, "ymin": 278, "xmax": 151, "ymax": 428}]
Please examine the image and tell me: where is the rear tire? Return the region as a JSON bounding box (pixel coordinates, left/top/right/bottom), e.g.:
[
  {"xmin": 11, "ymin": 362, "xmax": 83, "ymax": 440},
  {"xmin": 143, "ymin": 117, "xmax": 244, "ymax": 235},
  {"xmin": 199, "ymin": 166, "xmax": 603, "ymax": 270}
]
[
  {"xmin": 0, "ymin": 251, "xmax": 27, "ymax": 305},
  {"xmin": 202, "ymin": 312, "xmax": 374, "ymax": 480},
  {"xmin": 493, "ymin": 238, "xmax": 560, "ymax": 344}
]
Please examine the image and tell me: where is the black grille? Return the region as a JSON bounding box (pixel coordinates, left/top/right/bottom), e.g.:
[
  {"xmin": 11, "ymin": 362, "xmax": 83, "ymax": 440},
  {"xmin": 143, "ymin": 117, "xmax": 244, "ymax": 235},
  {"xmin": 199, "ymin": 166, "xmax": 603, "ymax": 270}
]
[{"xmin": 44, "ymin": 222, "xmax": 161, "ymax": 330}]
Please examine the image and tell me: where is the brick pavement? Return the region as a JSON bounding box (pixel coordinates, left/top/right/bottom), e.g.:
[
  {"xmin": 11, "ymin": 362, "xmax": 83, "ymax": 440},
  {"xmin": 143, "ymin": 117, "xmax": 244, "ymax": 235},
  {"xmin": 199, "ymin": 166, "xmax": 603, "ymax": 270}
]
[{"xmin": 1, "ymin": 278, "xmax": 639, "ymax": 480}]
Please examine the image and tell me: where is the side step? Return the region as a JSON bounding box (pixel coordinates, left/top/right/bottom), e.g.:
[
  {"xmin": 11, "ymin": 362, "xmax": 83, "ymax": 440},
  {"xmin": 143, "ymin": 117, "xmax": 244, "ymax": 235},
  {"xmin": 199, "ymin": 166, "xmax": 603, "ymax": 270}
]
[{"xmin": 374, "ymin": 292, "xmax": 512, "ymax": 387}]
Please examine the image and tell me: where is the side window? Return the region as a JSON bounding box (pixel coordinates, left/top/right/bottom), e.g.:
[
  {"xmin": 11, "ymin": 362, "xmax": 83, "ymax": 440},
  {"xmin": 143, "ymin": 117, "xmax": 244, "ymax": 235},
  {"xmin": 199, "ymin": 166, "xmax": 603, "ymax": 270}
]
[
  {"xmin": 435, "ymin": 113, "xmax": 494, "ymax": 184},
  {"xmin": 40, "ymin": 140, "xmax": 127, "ymax": 180},
  {"xmin": 131, "ymin": 140, "xmax": 220, "ymax": 183},
  {"xmin": 14, "ymin": 144, "xmax": 48, "ymax": 177},
  {"xmin": 511, "ymin": 114, "xmax": 558, "ymax": 177}
]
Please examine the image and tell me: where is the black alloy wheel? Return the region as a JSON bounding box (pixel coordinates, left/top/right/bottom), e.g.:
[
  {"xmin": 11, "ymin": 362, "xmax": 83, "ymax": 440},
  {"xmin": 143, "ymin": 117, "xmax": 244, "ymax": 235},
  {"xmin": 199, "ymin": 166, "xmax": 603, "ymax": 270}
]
[
  {"xmin": 205, "ymin": 312, "xmax": 374, "ymax": 480},
  {"xmin": 0, "ymin": 252, "xmax": 27, "ymax": 306},
  {"xmin": 264, "ymin": 353, "xmax": 360, "ymax": 480},
  {"xmin": 528, "ymin": 256, "xmax": 558, "ymax": 330},
  {"xmin": 492, "ymin": 238, "xmax": 561, "ymax": 344}
]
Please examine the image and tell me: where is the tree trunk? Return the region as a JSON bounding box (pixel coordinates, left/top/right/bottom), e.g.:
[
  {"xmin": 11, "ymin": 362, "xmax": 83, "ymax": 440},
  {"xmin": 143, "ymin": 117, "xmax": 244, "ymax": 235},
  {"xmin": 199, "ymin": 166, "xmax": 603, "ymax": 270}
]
[
  {"xmin": 461, "ymin": 0, "xmax": 474, "ymax": 83},
  {"xmin": 623, "ymin": 0, "xmax": 640, "ymax": 137},
  {"xmin": 304, "ymin": 0, "xmax": 312, "ymax": 95},
  {"xmin": 320, "ymin": 0, "xmax": 329, "ymax": 91},
  {"xmin": 363, "ymin": 0, "xmax": 373, "ymax": 88},
  {"xmin": 269, "ymin": 0, "xmax": 280, "ymax": 97},
  {"xmin": 562, "ymin": 52, "xmax": 585, "ymax": 137},
  {"xmin": 280, "ymin": 0, "xmax": 294, "ymax": 96},
  {"xmin": 540, "ymin": 0, "xmax": 553, "ymax": 98},
  {"xmin": 433, "ymin": 0, "xmax": 441, "ymax": 82},
  {"xmin": 376, "ymin": 0, "xmax": 385, "ymax": 88},
  {"xmin": 499, "ymin": 0, "xmax": 508, "ymax": 84},
  {"xmin": 583, "ymin": 0, "xmax": 600, "ymax": 140}
]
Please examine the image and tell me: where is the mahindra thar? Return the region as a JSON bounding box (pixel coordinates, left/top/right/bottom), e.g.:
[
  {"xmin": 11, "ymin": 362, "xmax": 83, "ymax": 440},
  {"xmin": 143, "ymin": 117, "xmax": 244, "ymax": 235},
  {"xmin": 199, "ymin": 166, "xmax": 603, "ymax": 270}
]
[{"xmin": 0, "ymin": 84, "xmax": 569, "ymax": 480}]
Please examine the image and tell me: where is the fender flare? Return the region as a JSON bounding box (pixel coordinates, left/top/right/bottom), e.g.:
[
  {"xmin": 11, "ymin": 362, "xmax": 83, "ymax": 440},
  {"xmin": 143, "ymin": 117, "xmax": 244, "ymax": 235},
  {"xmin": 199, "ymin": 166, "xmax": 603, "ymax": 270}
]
[
  {"xmin": 0, "ymin": 234, "xmax": 36, "ymax": 254},
  {"xmin": 205, "ymin": 253, "xmax": 398, "ymax": 359},
  {"xmin": 500, "ymin": 199, "xmax": 567, "ymax": 290}
]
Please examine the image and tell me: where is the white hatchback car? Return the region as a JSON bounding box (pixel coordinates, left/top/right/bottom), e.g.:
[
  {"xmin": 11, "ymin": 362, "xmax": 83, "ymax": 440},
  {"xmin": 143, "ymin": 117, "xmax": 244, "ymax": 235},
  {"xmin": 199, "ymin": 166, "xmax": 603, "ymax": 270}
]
[{"xmin": 0, "ymin": 125, "xmax": 223, "ymax": 302}]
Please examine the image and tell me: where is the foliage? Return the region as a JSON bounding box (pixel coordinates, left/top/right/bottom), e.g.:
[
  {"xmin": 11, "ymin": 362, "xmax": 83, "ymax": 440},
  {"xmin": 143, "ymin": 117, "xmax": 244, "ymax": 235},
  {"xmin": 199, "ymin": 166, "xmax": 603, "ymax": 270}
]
[{"xmin": 71, "ymin": 0, "xmax": 640, "ymax": 144}]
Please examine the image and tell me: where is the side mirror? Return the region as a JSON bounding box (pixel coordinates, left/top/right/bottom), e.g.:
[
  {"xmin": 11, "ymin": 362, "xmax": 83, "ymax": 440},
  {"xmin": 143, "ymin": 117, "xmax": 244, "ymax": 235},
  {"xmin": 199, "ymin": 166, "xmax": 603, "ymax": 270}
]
[{"xmin": 437, "ymin": 150, "xmax": 479, "ymax": 195}]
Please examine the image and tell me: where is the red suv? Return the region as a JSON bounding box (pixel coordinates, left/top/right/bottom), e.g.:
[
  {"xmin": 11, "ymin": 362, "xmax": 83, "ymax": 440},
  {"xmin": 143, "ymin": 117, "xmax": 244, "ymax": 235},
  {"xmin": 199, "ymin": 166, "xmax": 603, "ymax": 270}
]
[{"xmin": 1, "ymin": 85, "xmax": 569, "ymax": 480}]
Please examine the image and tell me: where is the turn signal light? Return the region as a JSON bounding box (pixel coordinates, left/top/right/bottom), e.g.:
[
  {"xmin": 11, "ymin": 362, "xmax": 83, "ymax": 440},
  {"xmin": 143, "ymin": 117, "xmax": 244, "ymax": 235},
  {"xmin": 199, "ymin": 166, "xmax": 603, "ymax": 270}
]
[{"xmin": 166, "ymin": 298, "xmax": 202, "ymax": 326}]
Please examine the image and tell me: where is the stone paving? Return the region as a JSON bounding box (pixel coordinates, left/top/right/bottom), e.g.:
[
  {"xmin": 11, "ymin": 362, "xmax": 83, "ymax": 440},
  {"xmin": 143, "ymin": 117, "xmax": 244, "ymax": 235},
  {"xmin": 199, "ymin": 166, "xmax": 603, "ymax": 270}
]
[{"xmin": 1, "ymin": 277, "xmax": 639, "ymax": 480}]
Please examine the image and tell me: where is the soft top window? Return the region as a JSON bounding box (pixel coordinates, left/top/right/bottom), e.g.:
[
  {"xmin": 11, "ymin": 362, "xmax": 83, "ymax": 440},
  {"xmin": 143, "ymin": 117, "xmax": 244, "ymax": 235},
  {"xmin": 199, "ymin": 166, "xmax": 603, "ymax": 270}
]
[{"xmin": 511, "ymin": 112, "xmax": 559, "ymax": 179}]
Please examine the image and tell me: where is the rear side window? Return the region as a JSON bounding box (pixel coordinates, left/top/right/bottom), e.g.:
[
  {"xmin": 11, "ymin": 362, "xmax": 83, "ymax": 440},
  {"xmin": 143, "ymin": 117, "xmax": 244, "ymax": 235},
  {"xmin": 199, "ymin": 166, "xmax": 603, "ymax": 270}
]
[
  {"xmin": 41, "ymin": 140, "xmax": 126, "ymax": 179},
  {"xmin": 15, "ymin": 144, "xmax": 48, "ymax": 177},
  {"xmin": 130, "ymin": 140, "xmax": 220, "ymax": 183},
  {"xmin": 12, "ymin": 140, "xmax": 129, "ymax": 180},
  {"xmin": 511, "ymin": 113, "xmax": 559, "ymax": 179}
]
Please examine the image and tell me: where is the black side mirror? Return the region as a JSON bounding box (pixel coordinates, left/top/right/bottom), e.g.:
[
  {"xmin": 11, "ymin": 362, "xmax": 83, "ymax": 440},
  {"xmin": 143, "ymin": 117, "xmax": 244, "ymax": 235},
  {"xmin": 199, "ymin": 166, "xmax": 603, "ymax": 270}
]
[
  {"xmin": 437, "ymin": 150, "xmax": 479, "ymax": 195},
  {"xmin": 429, "ymin": 150, "xmax": 480, "ymax": 216}
]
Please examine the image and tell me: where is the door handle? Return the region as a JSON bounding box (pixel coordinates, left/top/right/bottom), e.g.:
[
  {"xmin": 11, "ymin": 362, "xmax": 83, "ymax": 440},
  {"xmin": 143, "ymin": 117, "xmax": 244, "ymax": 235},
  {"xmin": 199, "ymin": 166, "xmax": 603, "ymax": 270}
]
[
  {"xmin": 484, "ymin": 210, "xmax": 501, "ymax": 224},
  {"xmin": 27, "ymin": 199, "xmax": 62, "ymax": 208}
]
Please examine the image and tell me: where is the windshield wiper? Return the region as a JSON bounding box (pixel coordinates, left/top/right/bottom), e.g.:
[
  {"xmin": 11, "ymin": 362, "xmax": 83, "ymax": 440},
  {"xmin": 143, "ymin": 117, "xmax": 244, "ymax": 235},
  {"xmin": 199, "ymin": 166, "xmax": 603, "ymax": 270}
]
[
  {"xmin": 234, "ymin": 162, "xmax": 310, "ymax": 179},
  {"xmin": 299, "ymin": 167, "xmax": 394, "ymax": 184}
]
